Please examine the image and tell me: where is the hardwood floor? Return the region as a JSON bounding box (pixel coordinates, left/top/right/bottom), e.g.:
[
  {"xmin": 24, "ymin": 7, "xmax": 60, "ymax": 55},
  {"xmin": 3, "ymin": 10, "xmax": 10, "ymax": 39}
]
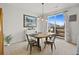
[{"xmin": 4, "ymin": 38, "xmax": 76, "ymax": 55}]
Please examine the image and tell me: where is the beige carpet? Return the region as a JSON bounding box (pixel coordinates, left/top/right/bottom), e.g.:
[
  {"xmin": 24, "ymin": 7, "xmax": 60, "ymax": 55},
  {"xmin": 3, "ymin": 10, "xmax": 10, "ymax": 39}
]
[{"xmin": 4, "ymin": 38, "xmax": 77, "ymax": 55}]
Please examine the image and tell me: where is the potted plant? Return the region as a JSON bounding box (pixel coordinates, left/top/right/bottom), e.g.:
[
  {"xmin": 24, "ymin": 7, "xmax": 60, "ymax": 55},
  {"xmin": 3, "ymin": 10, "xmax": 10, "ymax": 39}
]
[{"xmin": 5, "ymin": 34, "xmax": 12, "ymax": 46}]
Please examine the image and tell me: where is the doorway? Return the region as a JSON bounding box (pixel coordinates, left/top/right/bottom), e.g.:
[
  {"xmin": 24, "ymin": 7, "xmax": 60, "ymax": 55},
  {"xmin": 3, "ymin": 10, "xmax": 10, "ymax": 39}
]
[
  {"xmin": 48, "ymin": 13, "xmax": 65, "ymax": 39},
  {"xmin": 0, "ymin": 8, "xmax": 3, "ymax": 55}
]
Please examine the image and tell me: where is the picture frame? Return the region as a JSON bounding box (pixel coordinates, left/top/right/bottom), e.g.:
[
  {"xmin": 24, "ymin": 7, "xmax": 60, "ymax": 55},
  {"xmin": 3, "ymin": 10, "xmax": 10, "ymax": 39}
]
[
  {"xmin": 69, "ymin": 14, "xmax": 77, "ymax": 22},
  {"xmin": 23, "ymin": 14, "xmax": 37, "ymax": 27}
]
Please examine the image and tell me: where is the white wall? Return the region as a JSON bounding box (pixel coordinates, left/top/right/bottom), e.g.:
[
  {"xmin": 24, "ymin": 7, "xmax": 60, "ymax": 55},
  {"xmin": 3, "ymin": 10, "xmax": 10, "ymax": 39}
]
[
  {"xmin": 65, "ymin": 6, "xmax": 79, "ymax": 44},
  {"xmin": 0, "ymin": 4, "xmax": 37, "ymax": 44},
  {"xmin": 65, "ymin": 6, "xmax": 79, "ymax": 54}
]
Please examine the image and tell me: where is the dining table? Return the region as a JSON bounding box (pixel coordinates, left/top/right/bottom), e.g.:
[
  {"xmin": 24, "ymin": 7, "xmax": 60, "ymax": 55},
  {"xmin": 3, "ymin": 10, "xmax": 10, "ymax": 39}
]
[{"xmin": 29, "ymin": 32, "xmax": 56, "ymax": 51}]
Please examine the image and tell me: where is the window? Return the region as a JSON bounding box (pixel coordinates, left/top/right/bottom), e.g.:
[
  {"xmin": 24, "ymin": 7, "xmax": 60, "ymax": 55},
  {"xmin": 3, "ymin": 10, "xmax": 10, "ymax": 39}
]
[{"xmin": 48, "ymin": 13, "xmax": 65, "ymax": 37}]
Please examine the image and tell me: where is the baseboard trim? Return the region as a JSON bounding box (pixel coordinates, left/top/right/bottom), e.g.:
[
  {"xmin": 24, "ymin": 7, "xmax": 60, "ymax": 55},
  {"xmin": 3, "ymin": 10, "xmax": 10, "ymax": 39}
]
[
  {"xmin": 4, "ymin": 40, "xmax": 26, "ymax": 46},
  {"xmin": 66, "ymin": 41, "xmax": 77, "ymax": 45},
  {"xmin": 76, "ymin": 53, "xmax": 79, "ymax": 55}
]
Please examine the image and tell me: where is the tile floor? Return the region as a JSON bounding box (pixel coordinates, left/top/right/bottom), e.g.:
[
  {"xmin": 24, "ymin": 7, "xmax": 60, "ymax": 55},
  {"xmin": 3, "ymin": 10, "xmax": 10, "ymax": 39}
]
[{"xmin": 4, "ymin": 38, "xmax": 77, "ymax": 55}]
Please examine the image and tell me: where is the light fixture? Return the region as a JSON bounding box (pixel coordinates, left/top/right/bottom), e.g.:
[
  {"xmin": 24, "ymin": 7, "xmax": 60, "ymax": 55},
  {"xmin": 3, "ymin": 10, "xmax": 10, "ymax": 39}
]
[
  {"xmin": 41, "ymin": 3, "xmax": 44, "ymax": 21},
  {"xmin": 41, "ymin": 3, "xmax": 48, "ymax": 22}
]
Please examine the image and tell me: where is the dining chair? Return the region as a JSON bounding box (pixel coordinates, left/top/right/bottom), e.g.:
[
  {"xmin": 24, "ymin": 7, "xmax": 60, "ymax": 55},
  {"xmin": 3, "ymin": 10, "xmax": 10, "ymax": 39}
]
[
  {"xmin": 26, "ymin": 34, "xmax": 37, "ymax": 54},
  {"xmin": 44, "ymin": 34, "xmax": 56, "ymax": 51}
]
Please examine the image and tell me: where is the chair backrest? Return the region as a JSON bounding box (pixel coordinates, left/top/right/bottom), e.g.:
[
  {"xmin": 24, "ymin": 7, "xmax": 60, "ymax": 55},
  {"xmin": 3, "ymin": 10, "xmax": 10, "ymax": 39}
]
[
  {"xmin": 51, "ymin": 34, "xmax": 56, "ymax": 42},
  {"xmin": 26, "ymin": 34, "xmax": 30, "ymax": 44},
  {"xmin": 53, "ymin": 34, "xmax": 56, "ymax": 42}
]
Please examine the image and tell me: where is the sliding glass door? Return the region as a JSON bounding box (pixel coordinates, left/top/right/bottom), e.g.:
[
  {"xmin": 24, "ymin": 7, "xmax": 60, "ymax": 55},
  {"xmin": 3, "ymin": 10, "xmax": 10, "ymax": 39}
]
[{"xmin": 48, "ymin": 13, "xmax": 64, "ymax": 38}]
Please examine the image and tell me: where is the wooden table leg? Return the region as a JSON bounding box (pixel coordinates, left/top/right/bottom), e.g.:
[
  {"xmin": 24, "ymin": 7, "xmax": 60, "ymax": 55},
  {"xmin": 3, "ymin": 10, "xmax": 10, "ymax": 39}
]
[
  {"xmin": 46, "ymin": 37, "xmax": 48, "ymax": 42},
  {"xmin": 37, "ymin": 38, "xmax": 41, "ymax": 51}
]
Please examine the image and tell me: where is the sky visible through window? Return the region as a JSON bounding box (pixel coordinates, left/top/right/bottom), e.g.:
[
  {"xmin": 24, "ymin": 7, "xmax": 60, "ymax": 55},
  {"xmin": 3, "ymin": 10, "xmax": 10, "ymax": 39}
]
[{"xmin": 48, "ymin": 13, "xmax": 64, "ymax": 26}]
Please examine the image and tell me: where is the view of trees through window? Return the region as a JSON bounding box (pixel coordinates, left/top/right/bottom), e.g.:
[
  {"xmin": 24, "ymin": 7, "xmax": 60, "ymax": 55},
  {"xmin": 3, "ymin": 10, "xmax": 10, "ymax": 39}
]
[{"xmin": 48, "ymin": 13, "xmax": 65, "ymax": 37}]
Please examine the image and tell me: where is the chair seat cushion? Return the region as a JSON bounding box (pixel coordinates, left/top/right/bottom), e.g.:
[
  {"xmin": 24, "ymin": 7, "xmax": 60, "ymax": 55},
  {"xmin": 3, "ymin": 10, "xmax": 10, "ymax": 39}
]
[
  {"xmin": 30, "ymin": 39, "xmax": 37, "ymax": 43},
  {"xmin": 44, "ymin": 41, "xmax": 54, "ymax": 44}
]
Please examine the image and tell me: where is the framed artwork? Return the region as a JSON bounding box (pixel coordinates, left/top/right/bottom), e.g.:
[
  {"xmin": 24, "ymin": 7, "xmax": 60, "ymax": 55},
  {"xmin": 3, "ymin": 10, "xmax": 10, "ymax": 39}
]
[
  {"xmin": 23, "ymin": 14, "xmax": 37, "ymax": 27},
  {"xmin": 69, "ymin": 14, "xmax": 77, "ymax": 22}
]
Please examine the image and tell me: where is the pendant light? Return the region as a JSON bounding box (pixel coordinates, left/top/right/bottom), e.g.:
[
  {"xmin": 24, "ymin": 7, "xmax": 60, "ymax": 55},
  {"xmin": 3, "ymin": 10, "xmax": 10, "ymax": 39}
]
[{"xmin": 41, "ymin": 3, "xmax": 44, "ymax": 21}]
